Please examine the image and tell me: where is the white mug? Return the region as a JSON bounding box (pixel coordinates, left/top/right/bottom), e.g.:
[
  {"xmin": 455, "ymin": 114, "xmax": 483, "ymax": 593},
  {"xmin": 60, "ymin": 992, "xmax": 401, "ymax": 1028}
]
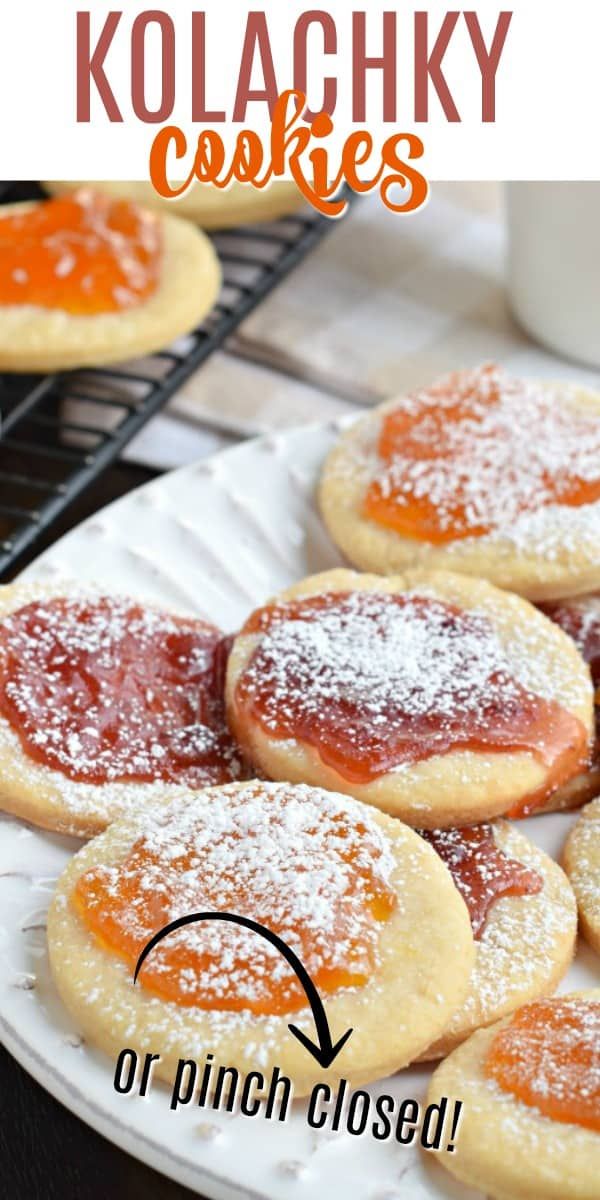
[{"xmin": 506, "ymin": 182, "xmax": 600, "ymax": 368}]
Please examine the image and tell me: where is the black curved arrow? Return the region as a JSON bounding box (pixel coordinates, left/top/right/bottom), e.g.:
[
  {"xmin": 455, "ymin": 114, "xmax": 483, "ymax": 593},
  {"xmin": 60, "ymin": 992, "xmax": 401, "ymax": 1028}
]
[{"xmin": 133, "ymin": 910, "xmax": 353, "ymax": 1069}]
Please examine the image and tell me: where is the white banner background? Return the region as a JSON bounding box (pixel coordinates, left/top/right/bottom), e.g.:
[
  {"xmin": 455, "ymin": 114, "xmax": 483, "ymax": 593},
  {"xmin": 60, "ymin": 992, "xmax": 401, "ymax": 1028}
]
[{"xmin": 0, "ymin": 0, "xmax": 598, "ymax": 179}]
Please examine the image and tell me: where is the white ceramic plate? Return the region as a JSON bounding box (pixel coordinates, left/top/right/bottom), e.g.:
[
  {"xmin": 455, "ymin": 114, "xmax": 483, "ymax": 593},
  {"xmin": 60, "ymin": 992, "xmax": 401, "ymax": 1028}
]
[{"xmin": 1, "ymin": 420, "xmax": 598, "ymax": 1200}]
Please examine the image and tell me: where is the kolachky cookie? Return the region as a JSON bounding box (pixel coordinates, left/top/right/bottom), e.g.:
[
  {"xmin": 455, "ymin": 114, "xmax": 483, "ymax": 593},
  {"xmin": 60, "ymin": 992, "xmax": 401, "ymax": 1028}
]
[
  {"xmin": 320, "ymin": 364, "xmax": 600, "ymax": 602},
  {"xmin": 44, "ymin": 179, "xmax": 305, "ymax": 230},
  {"xmin": 427, "ymin": 992, "xmax": 600, "ymax": 1200},
  {"xmin": 226, "ymin": 568, "xmax": 593, "ymax": 827},
  {"xmin": 0, "ymin": 189, "xmax": 220, "ymax": 370},
  {"xmin": 0, "ymin": 581, "xmax": 243, "ymax": 837},
  {"xmin": 563, "ymin": 797, "xmax": 600, "ymax": 957},
  {"xmin": 539, "ymin": 593, "xmax": 600, "ymax": 811},
  {"xmin": 418, "ymin": 821, "xmax": 576, "ymax": 1058},
  {"xmin": 48, "ymin": 780, "xmax": 475, "ymax": 1098}
]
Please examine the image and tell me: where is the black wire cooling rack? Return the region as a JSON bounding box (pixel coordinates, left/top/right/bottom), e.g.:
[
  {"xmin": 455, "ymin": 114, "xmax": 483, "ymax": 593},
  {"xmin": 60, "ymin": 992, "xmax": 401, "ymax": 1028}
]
[{"xmin": 0, "ymin": 181, "xmax": 342, "ymax": 578}]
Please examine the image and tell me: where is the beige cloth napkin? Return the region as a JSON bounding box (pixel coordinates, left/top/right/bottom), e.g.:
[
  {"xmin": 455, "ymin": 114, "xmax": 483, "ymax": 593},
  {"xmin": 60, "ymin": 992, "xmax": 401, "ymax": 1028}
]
[
  {"xmin": 220, "ymin": 183, "xmax": 600, "ymax": 401},
  {"xmin": 70, "ymin": 181, "xmax": 600, "ymax": 470},
  {"xmin": 125, "ymin": 351, "xmax": 351, "ymax": 467}
]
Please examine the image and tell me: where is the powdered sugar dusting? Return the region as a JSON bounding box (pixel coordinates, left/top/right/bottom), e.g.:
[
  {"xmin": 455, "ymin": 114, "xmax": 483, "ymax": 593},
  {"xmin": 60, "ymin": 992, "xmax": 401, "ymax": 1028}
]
[
  {"xmin": 76, "ymin": 781, "xmax": 397, "ymax": 1013},
  {"xmin": 504, "ymin": 499, "xmax": 600, "ymax": 558},
  {"xmin": 542, "ymin": 593, "xmax": 600, "ymax": 691},
  {"xmin": 424, "ymin": 824, "xmax": 576, "ymax": 1051},
  {"xmin": 566, "ymin": 798, "xmax": 600, "ymax": 921},
  {"xmin": 486, "ymin": 997, "xmax": 600, "ymax": 1122},
  {"xmin": 451, "ymin": 835, "xmax": 573, "ymax": 1019},
  {"xmin": 1, "ymin": 189, "xmax": 162, "ymax": 313},
  {"xmin": 372, "ymin": 364, "xmax": 600, "ymax": 543},
  {"xmin": 419, "ymin": 824, "xmax": 542, "ymax": 938},
  {"xmin": 237, "ymin": 589, "xmax": 587, "ymax": 778},
  {"xmin": 432, "ymin": 995, "xmax": 600, "ymax": 1195},
  {"xmin": 542, "ymin": 595, "xmax": 600, "ymax": 786},
  {"xmin": 0, "ymin": 595, "xmax": 242, "ymax": 787}
]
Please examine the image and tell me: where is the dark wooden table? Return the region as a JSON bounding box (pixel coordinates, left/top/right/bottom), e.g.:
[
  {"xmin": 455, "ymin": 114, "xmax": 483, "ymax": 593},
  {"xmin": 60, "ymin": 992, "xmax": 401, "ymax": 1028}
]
[
  {"xmin": 0, "ymin": 1044, "xmax": 199, "ymax": 1200},
  {"xmin": 1, "ymin": 460, "xmax": 204, "ymax": 1200}
]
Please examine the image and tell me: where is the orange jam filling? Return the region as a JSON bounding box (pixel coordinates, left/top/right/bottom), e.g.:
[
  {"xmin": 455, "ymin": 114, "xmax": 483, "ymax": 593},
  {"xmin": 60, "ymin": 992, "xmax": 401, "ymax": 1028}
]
[
  {"xmin": 484, "ymin": 998, "xmax": 600, "ymax": 1132},
  {"xmin": 0, "ymin": 190, "xmax": 161, "ymax": 314},
  {"xmin": 73, "ymin": 784, "xmax": 397, "ymax": 1013},
  {"xmin": 363, "ymin": 364, "xmax": 600, "ymax": 544},
  {"xmin": 420, "ymin": 825, "xmax": 542, "ymax": 937},
  {"xmin": 0, "ymin": 597, "xmax": 241, "ymax": 787},
  {"xmin": 235, "ymin": 591, "xmax": 587, "ymax": 794}
]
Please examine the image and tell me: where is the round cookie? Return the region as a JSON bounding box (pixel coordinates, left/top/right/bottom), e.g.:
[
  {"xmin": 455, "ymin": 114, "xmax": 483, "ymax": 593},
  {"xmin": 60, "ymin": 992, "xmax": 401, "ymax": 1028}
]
[
  {"xmin": 319, "ymin": 364, "xmax": 600, "ymax": 603},
  {"xmin": 426, "ymin": 992, "xmax": 600, "ymax": 1200},
  {"xmin": 225, "ymin": 568, "xmax": 594, "ymax": 828},
  {"xmin": 0, "ymin": 580, "xmax": 243, "ymax": 837},
  {"xmin": 563, "ymin": 797, "xmax": 600, "ymax": 956},
  {"xmin": 43, "ymin": 179, "xmax": 305, "ymax": 229},
  {"xmin": 0, "ymin": 192, "xmax": 220, "ymax": 371},
  {"xmin": 418, "ymin": 821, "xmax": 577, "ymax": 1059},
  {"xmin": 47, "ymin": 780, "xmax": 475, "ymax": 1098},
  {"xmin": 539, "ymin": 594, "xmax": 600, "ymax": 811}
]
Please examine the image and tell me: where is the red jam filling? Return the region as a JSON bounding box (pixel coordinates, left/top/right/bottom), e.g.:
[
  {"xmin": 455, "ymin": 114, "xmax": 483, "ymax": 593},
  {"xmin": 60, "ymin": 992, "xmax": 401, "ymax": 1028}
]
[
  {"xmin": 363, "ymin": 364, "xmax": 600, "ymax": 544},
  {"xmin": 541, "ymin": 597, "xmax": 600, "ymax": 730},
  {"xmin": 420, "ymin": 825, "xmax": 542, "ymax": 937},
  {"xmin": 73, "ymin": 783, "xmax": 397, "ymax": 1013},
  {"xmin": 505, "ymin": 597, "xmax": 600, "ymax": 817},
  {"xmin": 0, "ymin": 191, "xmax": 161, "ymax": 314},
  {"xmin": 485, "ymin": 998, "xmax": 600, "ymax": 1132},
  {"xmin": 0, "ymin": 597, "xmax": 241, "ymax": 786},
  {"xmin": 234, "ymin": 590, "xmax": 587, "ymax": 792}
]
